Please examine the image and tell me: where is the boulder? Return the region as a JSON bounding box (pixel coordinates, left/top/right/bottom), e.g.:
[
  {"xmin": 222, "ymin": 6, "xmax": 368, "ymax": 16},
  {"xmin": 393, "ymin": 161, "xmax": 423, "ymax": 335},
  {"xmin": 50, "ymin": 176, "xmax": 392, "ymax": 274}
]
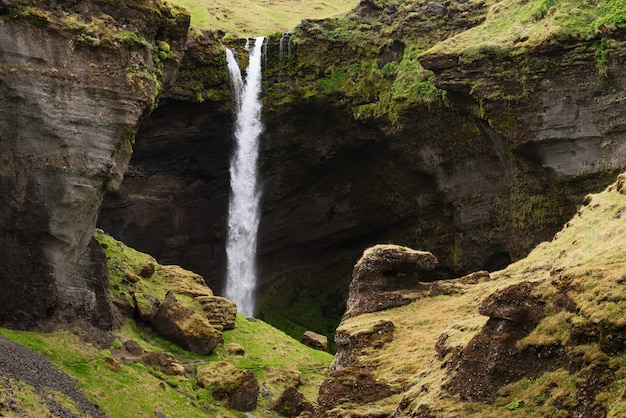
[
  {"xmin": 225, "ymin": 343, "xmax": 245, "ymax": 355},
  {"xmin": 123, "ymin": 340, "xmax": 143, "ymax": 357},
  {"xmin": 197, "ymin": 361, "xmax": 259, "ymax": 412},
  {"xmin": 194, "ymin": 296, "xmax": 237, "ymax": 330},
  {"xmin": 264, "ymin": 365, "xmax": 302, "ymax": 392},
  {"xmin": 151, "ymin": 291, "xmax": 221, "ymax": 355},
  {"xmin": 272, "ymin": 386, "xmax": 314, "ymax": 417},
  {"xmin": 160, "ymin": 266, "xmax": 213, "ymax": 298},
  {"xmin": 346, "ymin": 245, "xmax": 438, "ymax": 317},
  {"xmin": 301, "ymin": 331, "xmax": 328, "ymax": 352},
  {"xmin": 133, "ymin": 292, "xmax": 160, "ymax": 323},
  {"xmin": 139, "ymin": 352, "xmax": 185, "ymax": 376}
]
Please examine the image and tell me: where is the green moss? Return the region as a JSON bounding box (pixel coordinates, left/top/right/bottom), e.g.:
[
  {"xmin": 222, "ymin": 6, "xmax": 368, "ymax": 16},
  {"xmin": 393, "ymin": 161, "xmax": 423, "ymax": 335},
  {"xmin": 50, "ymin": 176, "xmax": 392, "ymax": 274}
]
[{"xmin": 0, "ymin": 231, "xmax": 334, "ymax": 417}]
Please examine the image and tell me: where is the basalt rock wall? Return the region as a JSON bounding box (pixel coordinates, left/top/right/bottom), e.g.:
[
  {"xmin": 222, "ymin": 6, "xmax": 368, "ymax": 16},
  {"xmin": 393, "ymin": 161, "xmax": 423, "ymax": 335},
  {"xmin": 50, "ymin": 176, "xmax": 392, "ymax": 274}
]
[
  {"xmin": 99, "ymin": 1, "xmax": 626, "ymax": 327},
  {"xmin": 0, "ymin": 0, "xmax": 189, "ymax": 329}
]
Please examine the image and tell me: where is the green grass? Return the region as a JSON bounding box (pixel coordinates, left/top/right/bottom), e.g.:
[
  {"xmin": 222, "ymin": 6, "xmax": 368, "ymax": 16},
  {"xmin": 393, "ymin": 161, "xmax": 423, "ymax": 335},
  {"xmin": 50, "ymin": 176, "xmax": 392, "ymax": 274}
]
[
  {"xmin": 169, "ymin": 0, "xmax": 359, "ymax": 35},
  {"xmin": 0, "ymin": 232, "xmax": 333, "ymax": 417},
  {"xmin": 422, "ymin": 0, "xmax": 626, "ymax": 60}
]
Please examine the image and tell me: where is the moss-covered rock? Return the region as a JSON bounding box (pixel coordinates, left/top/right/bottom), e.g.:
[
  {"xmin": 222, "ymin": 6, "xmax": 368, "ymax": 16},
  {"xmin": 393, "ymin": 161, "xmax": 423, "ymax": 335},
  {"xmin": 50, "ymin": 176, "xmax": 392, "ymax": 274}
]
[
  {"xmin": 151, "ymin": 291, "xmax": 222, "ymax": 355},
  {"xmin": 197, "ymin": 361, "xmax": 260, "ymax": 411}
]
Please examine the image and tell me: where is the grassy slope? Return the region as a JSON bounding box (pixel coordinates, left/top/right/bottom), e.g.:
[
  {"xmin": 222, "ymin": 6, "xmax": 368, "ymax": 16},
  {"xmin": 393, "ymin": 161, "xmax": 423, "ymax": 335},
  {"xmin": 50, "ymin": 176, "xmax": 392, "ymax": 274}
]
[
  {"xmin": 331, "ymin": 173, "xmax": 626, "ymax": 417},
  {"xmin": 0, "ymin": 232, "xmax": 333, "ymax": 417},
  {"xmin": 170, "ymin": 0, "xmax": 358, "ymax": 35},
  {"xmin": 421, "ymin": 0, "xmax": 626, "ymax": 59}
]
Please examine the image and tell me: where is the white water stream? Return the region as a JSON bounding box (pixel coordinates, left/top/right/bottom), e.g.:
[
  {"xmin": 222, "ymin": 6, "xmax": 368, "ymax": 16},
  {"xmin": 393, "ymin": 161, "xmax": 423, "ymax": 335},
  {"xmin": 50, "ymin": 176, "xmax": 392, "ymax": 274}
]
[{"xmin": 224, "ymin": 37, "xmax": 264, "ymax": 317}]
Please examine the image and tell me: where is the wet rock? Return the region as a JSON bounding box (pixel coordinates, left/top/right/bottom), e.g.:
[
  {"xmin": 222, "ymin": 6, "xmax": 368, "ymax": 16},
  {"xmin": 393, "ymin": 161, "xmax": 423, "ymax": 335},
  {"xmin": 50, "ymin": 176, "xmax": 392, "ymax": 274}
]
[{"xmin": 151, "ymin": 291, "xmax": 221, "ymax": 355}]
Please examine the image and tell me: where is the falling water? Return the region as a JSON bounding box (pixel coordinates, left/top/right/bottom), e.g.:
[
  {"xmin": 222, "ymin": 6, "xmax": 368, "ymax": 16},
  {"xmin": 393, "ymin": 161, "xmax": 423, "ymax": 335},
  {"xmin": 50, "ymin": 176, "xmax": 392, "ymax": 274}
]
[
  {"xmin": 224, "ymin": 37, "xmax": 265, "ymax": 317},
  {"xmin": 278, "ymin": 32, "xmax": 292, "ymax": 69}
]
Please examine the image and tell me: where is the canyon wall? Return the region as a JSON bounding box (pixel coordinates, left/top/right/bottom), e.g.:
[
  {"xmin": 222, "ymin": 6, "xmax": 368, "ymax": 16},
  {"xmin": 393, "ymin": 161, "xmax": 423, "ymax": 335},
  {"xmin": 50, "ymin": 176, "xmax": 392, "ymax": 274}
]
[
  {"xmin": 0, "ymin": 0, "xmax": 189, "ymax": 329},
  {"xmin": 98, "ymin": 0, "xmax": 626, "ymax": 338}
]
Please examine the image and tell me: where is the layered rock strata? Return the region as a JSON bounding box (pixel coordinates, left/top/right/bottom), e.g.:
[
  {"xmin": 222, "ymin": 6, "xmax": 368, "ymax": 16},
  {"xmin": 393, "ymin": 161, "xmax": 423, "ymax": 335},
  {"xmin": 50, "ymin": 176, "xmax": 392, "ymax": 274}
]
[{"xmin": 0, "ymin": 1, "xmax": 189, "ymax": 329}]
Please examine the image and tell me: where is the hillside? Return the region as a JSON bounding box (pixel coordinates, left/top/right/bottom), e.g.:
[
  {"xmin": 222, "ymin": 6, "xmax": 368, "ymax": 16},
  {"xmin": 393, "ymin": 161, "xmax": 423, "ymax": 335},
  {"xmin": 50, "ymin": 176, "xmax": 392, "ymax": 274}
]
[
  {"xmin": 321, "ymin": 172, "xmax": 626, "ymax": 416},
  {"xmin": 170, "ymin": 0, "xmax": 359, "ymax": 35},
  {"xmin": 1, "ymin": 173, "xmax": 624, "ymax": 416},
  {"xmin": 0, "ymin": 232, "xmax": 333, "ymax": 417}
]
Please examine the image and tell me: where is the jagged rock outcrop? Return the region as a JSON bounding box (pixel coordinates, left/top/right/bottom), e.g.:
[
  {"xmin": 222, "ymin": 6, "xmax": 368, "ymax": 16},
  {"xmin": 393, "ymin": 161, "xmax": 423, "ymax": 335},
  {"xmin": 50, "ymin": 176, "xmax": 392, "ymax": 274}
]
[
  {"xmin": 0, "ymin": 0, "xmax": 189, "ymax": 329},
  {"xmin": 97, "ymin": 32, "xmax": 234, "ymax": 293},
  {"xmin": 346, "ymin": 244, "xmax": 439, "ymax": 317},
  {"xmin": 316, "ymin": 172, "xmax": 626, "ymax": 417}
]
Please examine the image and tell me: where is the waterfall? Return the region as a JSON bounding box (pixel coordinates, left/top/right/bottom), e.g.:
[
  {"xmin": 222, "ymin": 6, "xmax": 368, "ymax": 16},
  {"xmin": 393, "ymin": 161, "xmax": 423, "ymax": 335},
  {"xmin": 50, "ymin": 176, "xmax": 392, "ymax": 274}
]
[
  {"xmin": 224, "ymin": 37, "xmax": 265, "ymax": 318},
  {"xmin": 278, "ymin": 32, "xmax": 292, "ymax": 69}
]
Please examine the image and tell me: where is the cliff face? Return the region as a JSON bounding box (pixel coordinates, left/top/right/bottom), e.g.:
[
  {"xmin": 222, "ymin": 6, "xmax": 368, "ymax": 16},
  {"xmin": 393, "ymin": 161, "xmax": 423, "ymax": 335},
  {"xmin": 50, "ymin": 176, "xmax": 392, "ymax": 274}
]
[
  {"xmin": 98, "ymin": 0, "xmax": 626, "ymax": 340},
  {"xmin": 0, "ymin": 0, "xmax": 189, "ymax": 329}
]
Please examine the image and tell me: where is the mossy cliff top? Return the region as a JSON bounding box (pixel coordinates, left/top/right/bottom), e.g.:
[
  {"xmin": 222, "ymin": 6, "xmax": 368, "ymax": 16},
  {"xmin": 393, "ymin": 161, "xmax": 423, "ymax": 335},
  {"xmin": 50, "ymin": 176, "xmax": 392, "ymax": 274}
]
[{"xmin": 263, "ymin": 0, "xmax": 625, "ymax": 122}]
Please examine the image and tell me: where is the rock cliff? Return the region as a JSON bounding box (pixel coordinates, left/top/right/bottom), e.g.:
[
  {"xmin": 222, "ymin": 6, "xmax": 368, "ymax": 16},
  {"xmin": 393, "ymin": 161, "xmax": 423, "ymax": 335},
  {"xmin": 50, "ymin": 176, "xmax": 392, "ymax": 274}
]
[
  {"xmin": 98, "ymin": 0, "xmax": 626, "ymax": 339},
  {"xmin": 0, "ymin": 0, "xmax": 189, "ymax": 329}
]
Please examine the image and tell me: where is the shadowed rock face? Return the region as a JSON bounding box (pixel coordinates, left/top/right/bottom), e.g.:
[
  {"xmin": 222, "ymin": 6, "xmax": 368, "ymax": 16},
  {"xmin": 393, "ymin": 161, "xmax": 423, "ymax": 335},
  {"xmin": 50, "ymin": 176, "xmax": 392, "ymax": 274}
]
[
  {"xmin": 98, "ymin": 35, "xmax": 626, "ymax": 309},
  {"xmin": 98, "ymin": 98, "xmax": 233, "ymax": 293},
  {"xmin": 0, "ymin": 0, "xmax": 189, "ymax": 329}
]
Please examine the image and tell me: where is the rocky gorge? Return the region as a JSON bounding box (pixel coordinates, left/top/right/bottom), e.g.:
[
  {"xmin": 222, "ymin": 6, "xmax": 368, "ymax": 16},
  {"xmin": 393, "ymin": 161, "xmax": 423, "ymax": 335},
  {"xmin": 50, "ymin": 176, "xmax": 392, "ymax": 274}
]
[
  {"xmin": 1, "ymin": 0, "xmax": 626, "ymax": 416},
  {"xmin": 97, "ymin": 0, "xmax": 626, "ymax": 337}
]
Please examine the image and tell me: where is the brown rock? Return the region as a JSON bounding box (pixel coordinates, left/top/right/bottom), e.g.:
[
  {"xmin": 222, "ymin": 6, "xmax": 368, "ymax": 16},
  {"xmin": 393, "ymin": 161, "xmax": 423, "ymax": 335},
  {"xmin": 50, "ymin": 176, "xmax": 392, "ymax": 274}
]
[
  {"xmin": 317, "ymin": 367, "xmax": 393, "ymax": 415},
  {"xmin": 138, "ymin": 262, "xmax": 156, "ymax": 278},
  {"xmin": 272, "ymin": 386, "xmax": 314, "ymax": 417},
  {"xmin": 160, "ymin": 266, "xmax": 213, "ymax": 298},
  {"xmin": 194, "ymin": 295, "xmax": 237, "ymax": 330},
  {"xmin": 264, "ymin": 365, "xmax": 302, "ymax": 392},
  {"xmin": 197, "ymin": 361, "xmax": 259, "ymax": 412},
  {"xmin": 133, "ymin": 292, "xmax": 160, "ymax": 323},
  {"xmin": 332, "ymin": 320, "xmax": 394, "ymax": 372},
  {"xmin": 140, "ymin": 351, "xmax": 185, "ymax": 376},
  {"xmin": 123, "ymin": 340, "xmax": 143, "ymax": 357},
  {"xmin": 346, "ymin": 245, "xmax": 438, "ymax": 317},
  {"xmin": 151, "ymin": 291, "xmax": 221, "ymax": 355},
  {"xmin": 103, "ymin": 356, "xmax": 122, "ymax": 372},
  {"xmin": 225, "ymin": 343, "xmax": 245, "ymax": 355},
  {"xmin": 301, "ymin": 331, "xmax": 328, "ymax": 352},
  {"xmin": 447, "ymin": 281, "xmax": 565, "ymax": 402}
]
